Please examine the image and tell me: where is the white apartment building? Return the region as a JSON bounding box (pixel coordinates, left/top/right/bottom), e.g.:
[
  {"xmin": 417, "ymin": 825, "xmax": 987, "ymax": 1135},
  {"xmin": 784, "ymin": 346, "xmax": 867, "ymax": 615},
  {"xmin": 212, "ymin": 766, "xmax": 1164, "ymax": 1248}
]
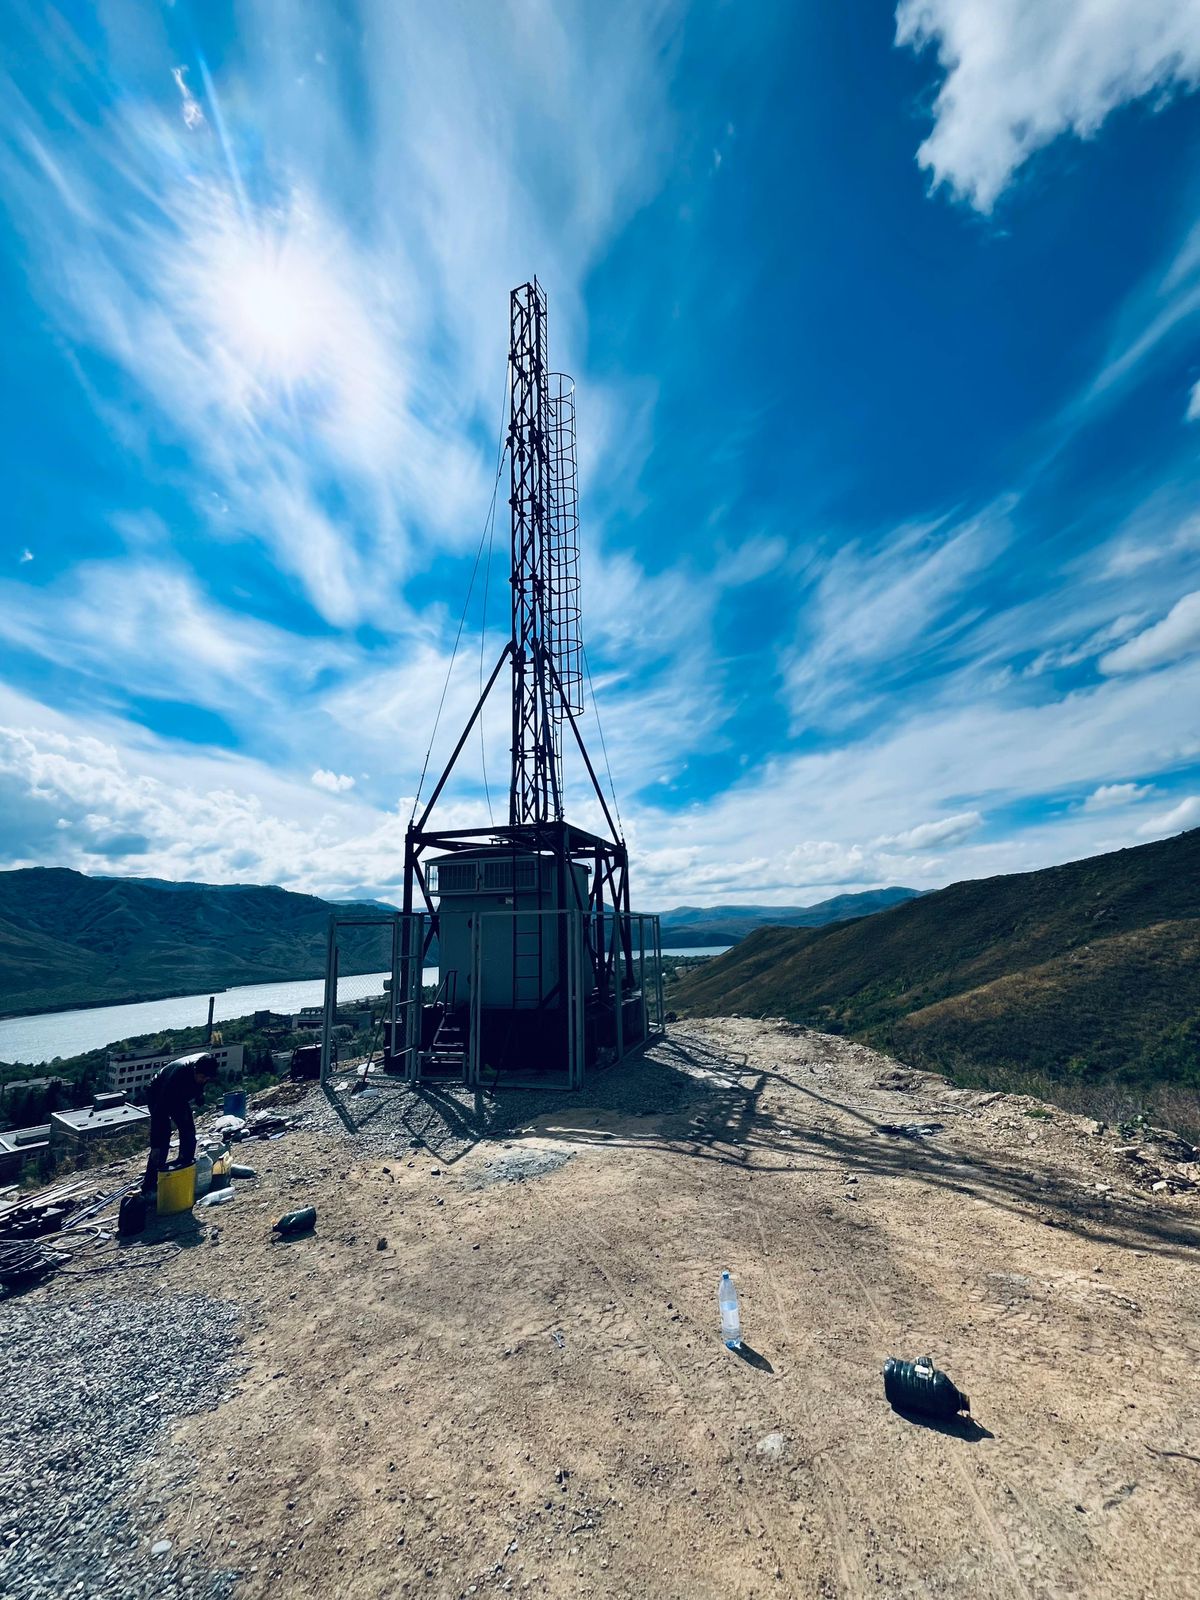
[{"xmin": 104, "ymin": 1042, "xmax": 245, "ymax": 1100}]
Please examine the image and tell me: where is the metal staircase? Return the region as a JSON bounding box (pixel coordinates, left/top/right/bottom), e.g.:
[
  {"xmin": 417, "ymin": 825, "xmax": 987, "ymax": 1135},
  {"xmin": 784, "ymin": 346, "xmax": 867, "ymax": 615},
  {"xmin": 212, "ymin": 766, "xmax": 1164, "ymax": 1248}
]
[{"xmin": 428, "ymin": 971, "xmax": 466, "ymax": 1075}]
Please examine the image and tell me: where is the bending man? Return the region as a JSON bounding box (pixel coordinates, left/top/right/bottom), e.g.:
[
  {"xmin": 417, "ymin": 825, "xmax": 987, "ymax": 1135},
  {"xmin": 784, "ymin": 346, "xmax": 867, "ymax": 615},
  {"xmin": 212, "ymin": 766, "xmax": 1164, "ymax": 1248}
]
[{"xmin": 141, "ymin": 1051, "xmax": 219, "ymax": 1192}]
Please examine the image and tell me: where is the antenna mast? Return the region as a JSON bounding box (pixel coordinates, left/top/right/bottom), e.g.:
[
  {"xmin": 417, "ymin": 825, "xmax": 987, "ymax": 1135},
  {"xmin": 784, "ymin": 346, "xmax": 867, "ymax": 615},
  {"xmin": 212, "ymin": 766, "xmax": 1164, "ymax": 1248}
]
[
  {"xmin": 507, "ymin": 279, "xmax": 583, "ymax": 825},
  {"xmin": 396, "ymin": 279, "xmax": 654, "ymax": 1091}
]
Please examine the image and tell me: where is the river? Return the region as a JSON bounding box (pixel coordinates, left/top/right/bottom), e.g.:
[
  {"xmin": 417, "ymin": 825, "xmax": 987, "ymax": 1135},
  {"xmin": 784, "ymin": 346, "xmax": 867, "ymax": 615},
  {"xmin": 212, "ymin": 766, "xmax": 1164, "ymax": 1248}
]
[{"xmin": 0, "ymin": 948, "xmax": 730, "ymax": 1066}]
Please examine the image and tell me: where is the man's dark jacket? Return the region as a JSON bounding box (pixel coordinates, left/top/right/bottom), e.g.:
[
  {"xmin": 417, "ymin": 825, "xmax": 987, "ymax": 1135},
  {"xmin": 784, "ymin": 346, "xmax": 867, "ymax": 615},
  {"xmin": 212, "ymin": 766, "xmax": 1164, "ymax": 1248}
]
[
  {"xmin": 147, "ymin": 1056, "xmax": 209, "ymax": 1117},
  {"xmin": 145, "ymin": 1056, "xmax": 210, "ymax": 1169}
]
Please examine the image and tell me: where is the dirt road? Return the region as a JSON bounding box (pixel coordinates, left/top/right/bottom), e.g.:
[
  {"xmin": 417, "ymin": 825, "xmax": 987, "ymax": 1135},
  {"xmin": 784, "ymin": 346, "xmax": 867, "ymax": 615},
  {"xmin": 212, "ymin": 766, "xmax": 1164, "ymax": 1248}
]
[{"xmin": 21, "ymin": 1020, "xmax": 1200, "ymax": 1598}]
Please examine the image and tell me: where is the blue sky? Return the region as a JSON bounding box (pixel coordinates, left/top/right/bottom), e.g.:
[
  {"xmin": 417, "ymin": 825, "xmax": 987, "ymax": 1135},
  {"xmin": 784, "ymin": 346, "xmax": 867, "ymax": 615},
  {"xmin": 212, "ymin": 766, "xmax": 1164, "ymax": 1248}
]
[{"xmin": 1, "ymin": 0, "xmax": 1199, "ymax": 909}]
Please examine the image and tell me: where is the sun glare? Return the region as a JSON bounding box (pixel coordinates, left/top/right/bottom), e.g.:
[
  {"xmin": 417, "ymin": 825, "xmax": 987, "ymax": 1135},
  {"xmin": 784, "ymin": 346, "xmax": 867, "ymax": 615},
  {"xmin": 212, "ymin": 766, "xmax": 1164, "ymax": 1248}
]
[
  {"xmin": 189, "ymin": 204, "xmax": 342, "ymax": 394},
  {"xmin": 221, "ymin": 238, "xmax": 328, "ymax": 383}
]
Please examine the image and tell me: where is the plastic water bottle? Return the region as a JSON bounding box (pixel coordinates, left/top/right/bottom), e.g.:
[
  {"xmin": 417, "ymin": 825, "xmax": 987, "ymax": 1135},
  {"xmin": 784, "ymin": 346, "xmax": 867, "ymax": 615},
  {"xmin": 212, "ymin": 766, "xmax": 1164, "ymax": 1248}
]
[{"xmin": 718, "ymin": 1270, "xmax": 742, "ymax": 1349}]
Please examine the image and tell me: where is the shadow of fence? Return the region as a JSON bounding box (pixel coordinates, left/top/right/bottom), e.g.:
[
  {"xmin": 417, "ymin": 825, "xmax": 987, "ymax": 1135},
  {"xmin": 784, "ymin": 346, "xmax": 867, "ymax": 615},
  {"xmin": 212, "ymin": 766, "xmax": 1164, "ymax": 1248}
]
[{"xmin": 325, "ymin": 1025, "xmax": 1200, "ymax": 1263}]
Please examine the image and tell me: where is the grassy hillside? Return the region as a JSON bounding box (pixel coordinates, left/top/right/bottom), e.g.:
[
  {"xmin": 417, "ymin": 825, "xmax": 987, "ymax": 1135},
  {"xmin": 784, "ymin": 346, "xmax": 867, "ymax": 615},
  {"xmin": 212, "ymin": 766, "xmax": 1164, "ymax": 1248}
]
[
  {"xmin": 675, "ymin": 829, "xmax": 1200, "ymax": 1126},
  {"xmin": 0, "ymin": 869, "xmax": 390, "ymax": 1016},
  {"xmin": 658, "ymin": 887, "xmax": 918, "ymax": 946}
]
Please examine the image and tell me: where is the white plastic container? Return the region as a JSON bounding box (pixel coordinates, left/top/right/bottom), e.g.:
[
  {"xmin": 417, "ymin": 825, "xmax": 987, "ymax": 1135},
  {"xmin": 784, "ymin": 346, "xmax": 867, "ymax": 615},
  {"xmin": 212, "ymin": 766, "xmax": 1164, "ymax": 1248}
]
[{"xmin": 193, "ymin": 1150, "xmax": 214, "ymax": 1198}]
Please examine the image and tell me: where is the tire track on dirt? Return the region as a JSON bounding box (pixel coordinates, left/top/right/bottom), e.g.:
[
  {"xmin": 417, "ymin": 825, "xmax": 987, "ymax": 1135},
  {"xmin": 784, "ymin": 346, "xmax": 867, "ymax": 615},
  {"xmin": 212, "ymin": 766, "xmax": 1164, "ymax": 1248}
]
[
  {"xmin": 750, "ymin": 1076, "xmax": 1037, "ymax": 1600},
  {"xmin": 817, "ymin": 1262, "xmax": 1032, "ymax": 1593},
  {"xmin": 742, "ymin": 1174, "xmax": 870, "ymax": 1599},
  {"xmin": 534, "ymin": 1184, "xmax": 814, "ymax": 1597}
]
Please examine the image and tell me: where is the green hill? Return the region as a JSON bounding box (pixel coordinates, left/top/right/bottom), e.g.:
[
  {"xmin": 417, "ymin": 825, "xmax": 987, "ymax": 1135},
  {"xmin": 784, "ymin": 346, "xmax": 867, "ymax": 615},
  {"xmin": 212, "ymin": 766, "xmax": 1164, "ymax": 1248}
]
[
  {"xmin": 0, "ymin": 868, "xmax": 390, "ymax": 1017},
  {"xmin": 658, "ymin": 887, "xmax": 919, "ymax": 946},
  {"xmin": 675, "ymin": 830, "xmax": 1200, "ymax": 1114}
]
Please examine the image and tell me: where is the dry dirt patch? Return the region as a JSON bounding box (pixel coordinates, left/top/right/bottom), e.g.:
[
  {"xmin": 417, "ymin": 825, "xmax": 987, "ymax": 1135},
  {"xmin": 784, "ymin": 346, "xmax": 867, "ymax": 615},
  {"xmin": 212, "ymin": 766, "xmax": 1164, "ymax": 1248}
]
[{"xmin": 12, "ymin": 1020, "xmax": 1200, "ymax": 1599}]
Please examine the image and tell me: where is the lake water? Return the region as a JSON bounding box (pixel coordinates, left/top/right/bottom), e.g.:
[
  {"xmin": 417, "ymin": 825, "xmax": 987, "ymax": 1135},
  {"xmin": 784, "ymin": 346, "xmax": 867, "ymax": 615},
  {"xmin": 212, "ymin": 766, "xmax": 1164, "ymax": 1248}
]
[{"xmin": 0, "ymin": 946, "xmax": 730, "ymax": 1066}]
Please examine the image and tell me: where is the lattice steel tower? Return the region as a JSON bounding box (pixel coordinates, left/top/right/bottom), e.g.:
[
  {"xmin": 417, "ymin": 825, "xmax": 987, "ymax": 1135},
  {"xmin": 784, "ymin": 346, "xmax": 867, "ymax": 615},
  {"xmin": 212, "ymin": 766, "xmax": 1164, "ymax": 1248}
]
[
  {"xmin": 395, "ymin": 278, "xmax": 659, "ymax": 1088},
  {"xmin": 508, "ymin": 279, "xmax": 583, "ymax": 825}
]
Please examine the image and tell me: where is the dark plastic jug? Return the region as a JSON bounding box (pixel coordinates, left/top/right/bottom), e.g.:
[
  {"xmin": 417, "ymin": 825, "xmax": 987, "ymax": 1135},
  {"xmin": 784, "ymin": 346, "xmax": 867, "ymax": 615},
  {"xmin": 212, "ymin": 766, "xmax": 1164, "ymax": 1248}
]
[
  {"xmin": 118, "ymin": 1191, "xmax": 146, "ymax": 1236},
  {"xmin": 272, "ymin": 1206, "xmax": 317, "ymax": 1236},
  {"xmin": 883, "ymin": 1355, "xmax": 969, "ymax": 1418}
]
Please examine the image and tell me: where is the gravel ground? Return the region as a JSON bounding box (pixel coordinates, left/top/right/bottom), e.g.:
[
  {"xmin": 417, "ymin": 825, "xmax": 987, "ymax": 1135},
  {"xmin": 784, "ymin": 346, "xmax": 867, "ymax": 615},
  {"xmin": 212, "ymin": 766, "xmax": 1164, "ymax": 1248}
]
[
  {"xmin": 290, "ymin": 1034, "xmax": 715, "ymax": 1163},
  {"xmin": 460, "ymin": 1147, "xmax": 573, "ymax": 1188},
  {"xmin": 0, "ymin": 1291, "xmax": 242, "ymax": 1600}
]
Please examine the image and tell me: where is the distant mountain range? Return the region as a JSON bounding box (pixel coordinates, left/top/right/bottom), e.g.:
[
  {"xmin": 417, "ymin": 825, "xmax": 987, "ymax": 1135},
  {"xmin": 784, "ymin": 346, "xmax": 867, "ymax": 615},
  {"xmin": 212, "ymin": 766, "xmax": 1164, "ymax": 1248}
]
[
  {"xmin": 658, "ymin": 888, "xmax": 920, "ymax": 946},
  {"xmin": 674, "ymin": 829, "xmax": 1200, "ymax": 1093},
  {"xmin": 0, "ymin": 869, "xmax": 383, "ymax": 1018},
  {"xmin": 0, "ymin": 869, "xmax": 921, "ymax": 1019}
]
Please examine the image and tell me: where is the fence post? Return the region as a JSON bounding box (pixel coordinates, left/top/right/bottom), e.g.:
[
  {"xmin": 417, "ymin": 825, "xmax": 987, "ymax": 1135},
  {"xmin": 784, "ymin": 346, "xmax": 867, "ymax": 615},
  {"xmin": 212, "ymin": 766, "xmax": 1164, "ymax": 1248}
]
[
  {"xmin": 320, "ymin": 917, "xmax": 338, "ymax": 1086},
  {"xmin": 389, "ymin": 913, "xmax": 401, "ymax": 1069},
  {"xmin": 613, "ymin": 912, "xmax": 624, "ymax": 1061},
  {"xmin": 638, "ymin": 914, "xmax": 647, "ymax": 1042},
  {"xmin": 655, "ymin": 915, "xmax": 665, "ymax": 1030}
]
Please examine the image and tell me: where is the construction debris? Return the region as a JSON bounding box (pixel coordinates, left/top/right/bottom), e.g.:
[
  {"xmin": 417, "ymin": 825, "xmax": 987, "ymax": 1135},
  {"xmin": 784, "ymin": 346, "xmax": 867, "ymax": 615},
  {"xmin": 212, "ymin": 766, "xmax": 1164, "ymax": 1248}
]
[
  {"xmin": 1113, "ymin": 1139, "xmax": 1199, "ymax": 1195},
  {"xmin": 272, "ymin": 1206, "xmax": 316, "ymax": 1236},
  {"xmin": 883, "ymin": 1355, "xmax": 971, "ymax": 1420},
  {"xmin": 0, "ymin": 1180, "xmax": 101, "ymax": 1242},
  {"xmin": 0, "ymin": 1238, "xmax": 62, "ymax": 1288}
]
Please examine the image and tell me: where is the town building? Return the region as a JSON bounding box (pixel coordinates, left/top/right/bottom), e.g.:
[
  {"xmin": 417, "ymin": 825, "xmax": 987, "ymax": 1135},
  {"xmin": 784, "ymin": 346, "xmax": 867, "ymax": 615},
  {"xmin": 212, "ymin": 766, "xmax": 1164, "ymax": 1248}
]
[
  {"xmin": 0, "ymin": 1076, "xmax": 65, "ymax": 1107},
  {"xmin": 0, "ymin": 1124, "xmax": 51, "ymax": 1182},
  {"xmin": 104, "ymin": 1042, "xmax": 245, "ymax": 1100},
  {"xmin": 291, "ymin": 1007, "xmax": 374, "ymax": 1033},
  {"xmin": 49, "ymin": 1096, "xmax": 149, "ymax": 1160}
]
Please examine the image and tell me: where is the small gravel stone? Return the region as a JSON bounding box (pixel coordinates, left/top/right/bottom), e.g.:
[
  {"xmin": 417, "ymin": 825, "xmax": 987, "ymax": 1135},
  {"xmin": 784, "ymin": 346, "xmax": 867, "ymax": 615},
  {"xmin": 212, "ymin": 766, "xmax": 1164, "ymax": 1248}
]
[
  {"xmin": 462, "ymin": 1149, "xmax": 571, "ymax": 1190},
  {"xmin": 0, "ymin": 1292, "xmax": 242, "ymax": 1600}
]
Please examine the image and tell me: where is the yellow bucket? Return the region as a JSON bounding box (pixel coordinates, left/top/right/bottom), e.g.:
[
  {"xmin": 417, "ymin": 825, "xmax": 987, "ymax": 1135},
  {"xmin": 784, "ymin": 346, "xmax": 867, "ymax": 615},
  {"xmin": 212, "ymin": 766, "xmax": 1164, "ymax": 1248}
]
[{"xmin": 157, "ymin": 1163, "xmax": 196, "ymax": 1215}]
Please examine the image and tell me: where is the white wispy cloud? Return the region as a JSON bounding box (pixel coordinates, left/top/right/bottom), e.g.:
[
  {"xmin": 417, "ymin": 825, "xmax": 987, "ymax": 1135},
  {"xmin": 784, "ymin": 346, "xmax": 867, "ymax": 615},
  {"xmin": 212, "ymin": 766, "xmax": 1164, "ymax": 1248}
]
[
  {"xmin": 630, "ymin": 647, "xmax": 1200, "ymax": 903},
  {"xmin": 1100, "ymin": 591, "xmax": 1200, "ymax": 674},
  {"xmin": 1188, "ymin": 379, "xmax": 1200, "ymax": 421},
  {"xmin": 1085, "ymin": 223, "xmax": 1200, "ymax": 406},
  {"xmin": 1100, "ymin": 503, "xmax": 1200, "ymax": 579},
  {"xmin": 784, "ymin": 502, "xmax": 1010, "ymax": 727},
  {"xmin": 710, "ymin": 535, "xmax": 789, "ymax": 588},
  {"xmin": 1023, "ymin": 614, "xmax": 1148, "ymax": 677},
  {"xmin": 1137, "ymin": 794, "xmax": 1200, "ymax": 836},
  {"xmin": 0, "ymin": 558, "xmax": 341, "ymax": 717},
  {"xmin": 874, "ymin": 811, "xmax": 983, "ymax": 851},
  {"xmin": 1082, "ymin": 782, "xmax": 1155, "ymax": 811},
  {"xmin": 0, "ymin": 1, "xmax": 680, "ymax": 636},
  {"xmin": 1, "ymin": 620, "xmax": 1198, "ymax": 910},
  {"xmin": 0, "ymin": 684, "xmax": 394, "ymax": 896},
  {"xmin": 171, "ymin": 66, "xmax": 205, "ymax": 131},
  {"xmin": 896, "ymin": 0, "xmax": 1200, "ymax": 210}
]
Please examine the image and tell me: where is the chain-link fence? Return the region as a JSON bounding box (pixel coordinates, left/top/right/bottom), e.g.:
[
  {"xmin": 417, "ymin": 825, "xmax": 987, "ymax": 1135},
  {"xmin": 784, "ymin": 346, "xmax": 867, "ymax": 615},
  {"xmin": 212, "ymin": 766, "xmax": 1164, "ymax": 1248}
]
[
  {"xmin": 314, "ymin": 907, "xmax": 662, "ymax": 1118},
  {"xmin": 318, "ymin": 912, "xmax": 427, "ymax": 1130}
]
